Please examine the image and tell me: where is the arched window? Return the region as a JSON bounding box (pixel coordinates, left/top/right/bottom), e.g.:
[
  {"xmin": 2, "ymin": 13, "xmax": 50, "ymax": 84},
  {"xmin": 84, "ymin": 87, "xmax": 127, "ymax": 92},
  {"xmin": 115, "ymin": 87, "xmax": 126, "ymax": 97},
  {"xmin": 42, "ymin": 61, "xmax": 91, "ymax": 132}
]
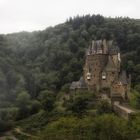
[
  {"xmin": 102, "ymin": 72, "xmax": 106, "ymax": 80},
  {"xmin": 86, "ymin": 72, "xmax": 91, "ymax": 80},
  {"xmin": 87, "ymin": 65, "xmax": 91, "ymax": 80}
]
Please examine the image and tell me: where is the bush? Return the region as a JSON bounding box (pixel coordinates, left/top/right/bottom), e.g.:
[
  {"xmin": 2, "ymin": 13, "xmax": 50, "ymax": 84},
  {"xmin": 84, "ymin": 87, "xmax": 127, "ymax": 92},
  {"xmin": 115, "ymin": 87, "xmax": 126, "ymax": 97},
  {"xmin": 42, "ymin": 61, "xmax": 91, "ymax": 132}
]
[
  {"xmin": 64, "ymin": 91, "xmax": 97, "ymax": 116},
  {"xmin": 134, "ymin": 84, "xmax": 140, "ymax": 93},
  {"xmin": 30, "ymin": 100, "xmax": 41, "ymax": 114},
  {"xmin": 96, "ymin": 99, "xmax": 112, "ymax": 114},
  {"xmin": 129, "ymin": 89, "xmax": 140, "ymax": 109},
  {"xmin": 34, "ymin": 114, "xmax": 133, "ymax": 140},
  {"xmin": 38, "ymin": 90, "xmax": 56, "ymax": 112}
]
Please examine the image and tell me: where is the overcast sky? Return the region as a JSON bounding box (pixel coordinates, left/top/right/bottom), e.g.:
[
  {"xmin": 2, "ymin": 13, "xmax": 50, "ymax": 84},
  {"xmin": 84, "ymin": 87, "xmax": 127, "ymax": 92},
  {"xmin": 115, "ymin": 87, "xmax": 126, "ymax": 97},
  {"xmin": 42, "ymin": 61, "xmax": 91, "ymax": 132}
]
[{"xmin": 0, "ymin": 0, "xmax": 139, "ymax": 34}]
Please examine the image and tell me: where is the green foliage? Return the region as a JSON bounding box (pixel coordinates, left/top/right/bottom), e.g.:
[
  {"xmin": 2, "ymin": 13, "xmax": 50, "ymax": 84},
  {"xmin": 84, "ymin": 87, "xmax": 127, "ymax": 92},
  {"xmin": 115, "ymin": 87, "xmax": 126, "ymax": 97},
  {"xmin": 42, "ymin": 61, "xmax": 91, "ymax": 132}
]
[
  {"xmin": 0, "ymin": 14, "xmax": 139, "ymax": 137},
  {"xmin": 129, "ymin": 89, "xmax": 140, "ymax": 109},
  {"xmin": 65, "ymin": 91, "xmax": 96, "ymax": 115},
  {"xmin": 0, "ymin": 119, "xmax": 13, "ymax": 132},
  {"xmin": 16, "ymin": 91, "xmax": 31, "ymax": 119},
  {"xmin": 30, "ymin": 100, "xmax": 41, "ymax": 114},
  {"xmin": 0, "ymin": 15, "xmax": 140, "ymax": 108},
  {"xmin": 34, "ymin": 114, "xmax": 133, "ymax": 140},
  {"xmin": 130, "ymin": 115, "xmax": 140, "ymax": 138},
  {"xmin": 61, "ymin": 83, "xmax": 70, "ymax": 93},
  {"xmin": 135, "ymin": 84, "xmax": 140, "ymax": 93},
  {"xmin": 17, "ymin": 110, "xmax": 49, "ymax": 133},
  {"xmin": 67, "ymin": 95, "xmax": 89, "ymax": 115},
  {"xmin": 16, "ymin": 91, "xmax": 30, "ymax": 106},
  {"xmin": 91, "ymin": 114, "xmax": 131, "ymax": 140},
  {"xmin": 0, "ymin": 108, "xmax": 18, "ymax": 131},
  {"xmin": 38, "ymin": 90, "xmax": 56, "ymax": 112},
  {"xmin": 97, "ymin": 99, "xmax": 113, "ymax": 114}
]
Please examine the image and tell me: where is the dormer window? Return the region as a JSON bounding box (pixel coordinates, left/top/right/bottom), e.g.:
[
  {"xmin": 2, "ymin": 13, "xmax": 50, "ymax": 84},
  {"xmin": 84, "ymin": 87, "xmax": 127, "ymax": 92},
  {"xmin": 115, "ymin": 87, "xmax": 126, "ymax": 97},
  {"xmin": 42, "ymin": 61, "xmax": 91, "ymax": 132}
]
[{"xmin": 102, "ymin": 72, "xmax": 106, "ymax": 80}]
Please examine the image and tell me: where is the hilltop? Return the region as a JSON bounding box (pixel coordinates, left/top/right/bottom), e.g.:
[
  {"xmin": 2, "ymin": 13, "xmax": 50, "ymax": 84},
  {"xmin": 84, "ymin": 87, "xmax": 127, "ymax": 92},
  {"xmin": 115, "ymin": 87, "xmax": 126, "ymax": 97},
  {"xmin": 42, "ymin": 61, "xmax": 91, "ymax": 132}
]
[{"xmin": 0, "ymin": 14, "xmax": 140, "ymax": 139}]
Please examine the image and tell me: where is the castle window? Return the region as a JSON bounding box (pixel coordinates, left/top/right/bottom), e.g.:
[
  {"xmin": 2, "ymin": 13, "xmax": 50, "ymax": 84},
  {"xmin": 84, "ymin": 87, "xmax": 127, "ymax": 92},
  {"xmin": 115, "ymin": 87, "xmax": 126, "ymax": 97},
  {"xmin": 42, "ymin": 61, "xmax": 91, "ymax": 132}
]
[
  {"xmin": 86, "ymin": 72, "xmax": 91, "ymax": 80},
  {"xmin": 102, "ymin": 72, "xmax": 106, "ymax": 80}
]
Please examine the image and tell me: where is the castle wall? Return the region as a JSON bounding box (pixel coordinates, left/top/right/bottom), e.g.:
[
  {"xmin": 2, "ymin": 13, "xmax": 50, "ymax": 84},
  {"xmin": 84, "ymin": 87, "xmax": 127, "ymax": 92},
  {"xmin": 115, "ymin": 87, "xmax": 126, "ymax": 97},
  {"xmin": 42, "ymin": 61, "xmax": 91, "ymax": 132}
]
[
  {"xmin": 111, "ymin": 83, "xmax": 128, "ymax": 100},
  {"xmin": 101, "ymin": 72, "xmax": 118, "ymax": 88},
  {"xmin": 111, "ymin": 54, "xmax": 120, "ymax": 71},
  {"xmin": 82, "ymin": 39, "xmax": 130, "ymax": 102},
  {"xmin": 84, "ymin": 54, "xmax": 108, "ymax": 90}
]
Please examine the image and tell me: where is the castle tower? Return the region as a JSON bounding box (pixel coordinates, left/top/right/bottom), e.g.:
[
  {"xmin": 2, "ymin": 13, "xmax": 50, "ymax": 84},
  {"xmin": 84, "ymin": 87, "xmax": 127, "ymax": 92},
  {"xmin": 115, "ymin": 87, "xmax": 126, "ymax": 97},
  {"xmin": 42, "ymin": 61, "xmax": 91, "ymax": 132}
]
[
  {"xmin": 102, "ymin": 39, "xmax": 108, "ymax": 54},
  {"xmin": 108, "ymin": 42, "xmax": 121, "ymax": 71},
  {"xmin": 83, "ymin": 40, "xmax": 108, "ymax": 90},
  {"xmin": 70, "ymin": 39, "xmax": 131, "ymax": 103},
  {"xmin": 101, "ymin": 55, "xmax": 119, "ymax": 88}
]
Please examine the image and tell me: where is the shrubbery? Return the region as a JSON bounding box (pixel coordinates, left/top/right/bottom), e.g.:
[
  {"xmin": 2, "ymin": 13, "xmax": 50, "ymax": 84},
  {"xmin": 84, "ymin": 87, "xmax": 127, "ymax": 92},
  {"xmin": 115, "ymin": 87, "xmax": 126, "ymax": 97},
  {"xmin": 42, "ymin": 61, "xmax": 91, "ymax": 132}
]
[
  {"xmin": 34, "ymin": 114, "xmax": 137, "ymax": 140},
  {"xmin": 0, "ymin": 14, "xmax": 140, "ymax": 139}
]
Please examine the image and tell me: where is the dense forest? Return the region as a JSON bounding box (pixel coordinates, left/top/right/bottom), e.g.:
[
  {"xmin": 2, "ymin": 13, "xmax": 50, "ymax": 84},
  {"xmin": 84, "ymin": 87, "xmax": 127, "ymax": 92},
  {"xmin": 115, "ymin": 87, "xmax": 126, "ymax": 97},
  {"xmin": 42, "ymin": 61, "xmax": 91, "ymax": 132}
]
[{"xmin": 0, "ymin": 14, "xmax": 140, "ymax": 139}]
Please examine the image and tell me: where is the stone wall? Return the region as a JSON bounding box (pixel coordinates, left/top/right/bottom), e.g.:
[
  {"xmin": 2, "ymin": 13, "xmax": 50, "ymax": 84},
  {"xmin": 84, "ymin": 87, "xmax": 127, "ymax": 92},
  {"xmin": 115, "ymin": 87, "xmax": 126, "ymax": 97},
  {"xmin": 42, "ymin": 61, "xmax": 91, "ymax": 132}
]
[{"xmin": 84, "ymin": 54, "xmax": 108, "ymax": 90}]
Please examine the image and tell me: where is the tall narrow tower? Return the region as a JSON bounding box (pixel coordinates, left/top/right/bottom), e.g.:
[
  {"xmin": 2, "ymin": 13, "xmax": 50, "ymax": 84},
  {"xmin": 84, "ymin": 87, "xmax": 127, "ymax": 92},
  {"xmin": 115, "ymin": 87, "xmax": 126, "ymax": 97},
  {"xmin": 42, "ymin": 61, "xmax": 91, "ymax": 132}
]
[
  {"xmin": 84, "ymin": 40, "xmax": 108, "ymax": 90},
  {"xmin": 83, "ymin": 40, "xmax": 120, "ymax": 90}
]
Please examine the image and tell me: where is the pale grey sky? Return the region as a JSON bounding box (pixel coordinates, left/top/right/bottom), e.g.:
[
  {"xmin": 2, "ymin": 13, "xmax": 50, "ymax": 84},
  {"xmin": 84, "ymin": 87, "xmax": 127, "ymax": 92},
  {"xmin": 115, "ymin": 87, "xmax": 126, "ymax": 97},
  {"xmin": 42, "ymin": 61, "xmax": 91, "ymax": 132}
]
[{"xmin": 0, "ymin": 0, "xmax": 139, "ymax": 34}]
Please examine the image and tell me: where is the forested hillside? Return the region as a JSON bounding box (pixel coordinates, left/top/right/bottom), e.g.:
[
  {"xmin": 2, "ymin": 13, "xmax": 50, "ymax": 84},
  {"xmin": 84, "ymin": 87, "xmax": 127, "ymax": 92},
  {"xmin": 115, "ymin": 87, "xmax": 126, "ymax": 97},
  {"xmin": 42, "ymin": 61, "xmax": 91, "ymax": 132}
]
[{"xmin": 0, "ymin": 14, "xmax": 140, "ymax": 139}]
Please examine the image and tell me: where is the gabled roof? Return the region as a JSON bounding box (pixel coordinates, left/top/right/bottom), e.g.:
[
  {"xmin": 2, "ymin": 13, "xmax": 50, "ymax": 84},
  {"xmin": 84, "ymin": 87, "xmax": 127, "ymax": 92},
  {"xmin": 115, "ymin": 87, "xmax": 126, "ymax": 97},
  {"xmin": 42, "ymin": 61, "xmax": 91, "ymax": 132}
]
[
  {"xmin": 70, "ymin": 77, "xmax": 87, "ymax": 90},
  {"xmin": 79, "ymin": 77, "xmax": 87, "ymax": 87}
]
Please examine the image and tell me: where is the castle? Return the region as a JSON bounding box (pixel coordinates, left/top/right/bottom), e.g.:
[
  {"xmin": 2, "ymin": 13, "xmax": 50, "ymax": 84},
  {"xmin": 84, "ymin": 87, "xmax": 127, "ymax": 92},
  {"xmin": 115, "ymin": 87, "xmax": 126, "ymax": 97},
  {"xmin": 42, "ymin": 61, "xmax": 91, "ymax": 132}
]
[{"xmin": 70, "ymin": 39, "xmax": 131, "ymax": 103}]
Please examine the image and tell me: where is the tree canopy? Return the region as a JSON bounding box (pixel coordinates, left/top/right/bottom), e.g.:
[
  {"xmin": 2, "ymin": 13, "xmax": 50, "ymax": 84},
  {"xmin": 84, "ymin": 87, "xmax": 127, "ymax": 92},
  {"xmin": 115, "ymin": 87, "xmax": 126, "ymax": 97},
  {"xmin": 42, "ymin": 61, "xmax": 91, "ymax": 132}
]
[{"xmin": 0, "ymin": 14, "xmax": 140, "ymax": 137}]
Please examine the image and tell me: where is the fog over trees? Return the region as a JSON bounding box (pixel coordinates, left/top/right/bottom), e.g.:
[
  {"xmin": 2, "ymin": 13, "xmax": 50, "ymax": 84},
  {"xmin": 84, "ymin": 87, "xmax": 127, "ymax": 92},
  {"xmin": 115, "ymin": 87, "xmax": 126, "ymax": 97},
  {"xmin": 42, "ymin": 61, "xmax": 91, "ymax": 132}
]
[{"xmin": 0, "ymin": 14, "xmax": 140, "ymax": 139}]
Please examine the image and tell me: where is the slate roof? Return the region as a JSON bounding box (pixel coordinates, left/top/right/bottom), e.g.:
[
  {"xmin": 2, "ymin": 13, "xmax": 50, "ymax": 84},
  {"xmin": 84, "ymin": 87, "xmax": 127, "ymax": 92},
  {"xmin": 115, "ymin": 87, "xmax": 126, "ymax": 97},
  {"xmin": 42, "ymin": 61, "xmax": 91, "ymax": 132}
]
[{"xmin": 70, "ymin": 77, "xmax": 87, "ymax": 90}]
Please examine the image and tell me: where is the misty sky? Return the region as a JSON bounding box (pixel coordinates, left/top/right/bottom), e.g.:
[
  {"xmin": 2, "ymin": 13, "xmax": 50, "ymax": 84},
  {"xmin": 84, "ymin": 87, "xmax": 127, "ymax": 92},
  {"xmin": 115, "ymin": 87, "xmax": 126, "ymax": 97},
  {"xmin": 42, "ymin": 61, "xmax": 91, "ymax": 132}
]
[{"xmin": 0, "ymin": 0, "xmax": 139, "ymax": 34}]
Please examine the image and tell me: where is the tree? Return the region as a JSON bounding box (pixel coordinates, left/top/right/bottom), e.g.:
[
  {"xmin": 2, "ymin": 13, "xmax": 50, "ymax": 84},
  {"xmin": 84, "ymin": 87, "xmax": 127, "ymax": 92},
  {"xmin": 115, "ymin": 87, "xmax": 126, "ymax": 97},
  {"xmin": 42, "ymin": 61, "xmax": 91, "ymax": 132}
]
[
  {"xmin": 92, "ymin": 114, "xmax": 131, "ymax": 140},
  {"xmin": 129, "ymin": 89, "xmax": 140, "ymax": 109},
  {"xmin": 134, "ymin": 84, "xmax": 140, "ymax": 93},
  {"xmin": 38, "ymin": 90, "xmax": 55, "ymax": 112},
  {"xmin": 16, "ymin": 91, "xmax": 31, "ymax": 119},
  {"xmin": 67, "ymin": 95, "xmax": 89, "ymax": 115},
  {"xmin": 97, "ymin": 100, "xmax": 112, "ymax": 114},
  {"xmin": 35, "ymin": 115, "xmax": 132, "ymax": 140},
  {"xmin": 30, "ymin": 100, "xmax": 41, "ymax": 114}
]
